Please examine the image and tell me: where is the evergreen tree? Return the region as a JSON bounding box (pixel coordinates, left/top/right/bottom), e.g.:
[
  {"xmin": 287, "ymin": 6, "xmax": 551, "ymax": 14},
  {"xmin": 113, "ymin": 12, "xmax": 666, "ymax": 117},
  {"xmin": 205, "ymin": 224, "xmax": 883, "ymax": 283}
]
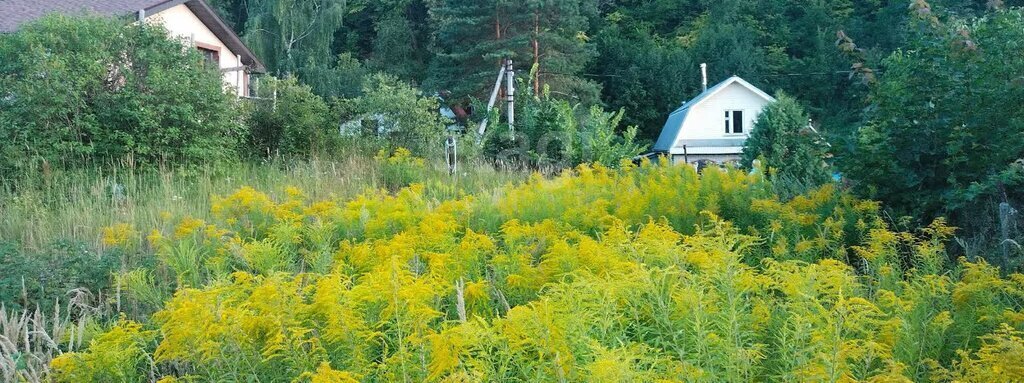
[
  {"xmin": 425, "ymin": 1, "xmax": 503, "ymax": 103},
  {"xmin": 590, "ymin": 23, "xmax": 695, "ymax": 139},
  {"xmin": 367, "ymin": 8, "xmax": 427, "ymax": 83},
  {"xmin": 741, "ymin": 93, "xmax": 830, "ymax": 195}
]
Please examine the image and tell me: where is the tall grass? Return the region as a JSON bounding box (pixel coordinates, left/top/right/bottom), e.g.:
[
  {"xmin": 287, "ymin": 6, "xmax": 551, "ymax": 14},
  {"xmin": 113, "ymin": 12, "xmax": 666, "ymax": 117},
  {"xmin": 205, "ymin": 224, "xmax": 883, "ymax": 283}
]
[
  {"xmin": 0, "ymin": 293, "xmax": 98, "ymax": 383},
  {"xmin": 0, "ymin": 154, "xmax": 522, "ymax": 253}
]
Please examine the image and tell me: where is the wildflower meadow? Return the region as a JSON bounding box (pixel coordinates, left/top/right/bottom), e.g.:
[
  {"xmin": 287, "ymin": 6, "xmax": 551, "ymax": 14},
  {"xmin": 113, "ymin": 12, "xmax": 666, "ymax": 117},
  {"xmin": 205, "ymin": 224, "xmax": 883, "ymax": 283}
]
[{"xmin": 8, "ymin": 159, "xmax": 1021, "ymax": 382}]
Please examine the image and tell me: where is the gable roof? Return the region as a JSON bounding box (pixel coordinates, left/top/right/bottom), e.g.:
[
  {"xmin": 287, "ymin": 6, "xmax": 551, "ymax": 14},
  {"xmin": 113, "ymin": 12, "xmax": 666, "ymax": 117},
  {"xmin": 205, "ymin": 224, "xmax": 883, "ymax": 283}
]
[
  {"xmin": 0, "ymin": 0, "xmax": 265, "ymax": 73},
  {"xmin": 653, "ymin": 76, "xmax": 774, "ymax": 152},
  {"xmin": 1, "ymin": 0, "xmax": 158, "ymax": 31}
]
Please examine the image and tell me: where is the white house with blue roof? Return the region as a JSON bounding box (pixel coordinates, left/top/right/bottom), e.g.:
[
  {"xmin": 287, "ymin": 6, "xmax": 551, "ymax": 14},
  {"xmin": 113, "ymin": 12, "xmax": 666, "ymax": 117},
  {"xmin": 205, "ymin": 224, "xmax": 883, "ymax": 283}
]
[{"xmin": 652, "ymin": 75, "xmax": 775, "ymax": 165}]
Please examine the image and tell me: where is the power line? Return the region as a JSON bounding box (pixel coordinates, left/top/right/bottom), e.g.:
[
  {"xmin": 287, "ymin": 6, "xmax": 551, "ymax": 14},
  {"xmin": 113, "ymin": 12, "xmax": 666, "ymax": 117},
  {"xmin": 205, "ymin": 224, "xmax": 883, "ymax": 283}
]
[
  {"xmin": 762, "ymin": 71, "xmax": 855, "ymax": 77},
  {"xmin": 541, "ymin": 70, "xmax": 879, "ymax": 79}
]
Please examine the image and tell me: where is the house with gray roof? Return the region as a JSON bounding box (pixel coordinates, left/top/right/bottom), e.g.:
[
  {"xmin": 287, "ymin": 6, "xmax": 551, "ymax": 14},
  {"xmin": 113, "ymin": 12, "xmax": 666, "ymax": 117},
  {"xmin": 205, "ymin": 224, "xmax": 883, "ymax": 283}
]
[
  {"xmin": 652, "ymin": 75, "xmax": 775, "ymax": 165},
  {"xmin": 1, "ymin": 0, "xmax": 265, "ymax": 97}
]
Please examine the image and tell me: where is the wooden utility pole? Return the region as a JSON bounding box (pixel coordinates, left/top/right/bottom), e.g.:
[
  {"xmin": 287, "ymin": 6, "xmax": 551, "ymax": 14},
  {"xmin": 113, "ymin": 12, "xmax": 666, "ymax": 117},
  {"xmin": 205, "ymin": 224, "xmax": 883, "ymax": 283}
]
[
  {"xmin": 532, "ymin": 11, "xmax": 540, "ymax": 96},
  {"xmin": 494, "ymin": 6, "xmax": 501, "ymax": 40}
]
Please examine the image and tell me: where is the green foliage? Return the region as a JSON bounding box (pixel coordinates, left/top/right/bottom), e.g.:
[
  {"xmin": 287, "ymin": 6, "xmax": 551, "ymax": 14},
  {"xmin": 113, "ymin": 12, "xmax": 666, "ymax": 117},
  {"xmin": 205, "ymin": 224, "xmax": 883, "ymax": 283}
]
[
  {"xmin": 374, "ymin": 147, "xmax": 428, "ymax": 191},
  {"xmin": 297, "ymin": 53, "xmax": 370, "ymax": 99},
  {"xmin": 0, "ymin": 240, "xmax": 120, "ymax": 310},
  {"xmin": 741, "ymin": 93, "xmax": 831, "ymax": 196},
  {"xmin": 11, "ymin": 3, "xmax": 1024, "ymax": 381},
  {"xmin": 246, "ymin": 77, "xmax": 334, "ymax": 157},
  {"xmin": 845, "ymin": 8, "xmax": 1024, "ymax": 222},
  {"xmin": 242, "ymin": 0, "xmax": 346, "ymax": 76},
  {"xmin": 202, "ymin": 0, "xmax": 1019, "ymax": 145},
  {"xmin": 587, "ymin": 0, "xmax": 871, "ymax": 139},
  {"xmin": 589, "ymin": 23, "xmax": 695, "ymax": 139},
  {"xmin": 338, "ymin": 73, "xmax": 449, "ymax": 155},
  {"xmin": 0, "ymin": 15, "xmax": 244, "ymax": 172},
  {"xmin": 367, "ymin": 10, "xmax": 426, "ymax": 82},
  {"xmin": 485, "ymin": 89, "xmax": 645, "ymax": 169},
  {"xmin": 49, "ymin": 320, "xmax": 155, "ymax": 383},
  {"xmin": 569, "ymin": 106, "xmax": 646, "ymax": 166}
]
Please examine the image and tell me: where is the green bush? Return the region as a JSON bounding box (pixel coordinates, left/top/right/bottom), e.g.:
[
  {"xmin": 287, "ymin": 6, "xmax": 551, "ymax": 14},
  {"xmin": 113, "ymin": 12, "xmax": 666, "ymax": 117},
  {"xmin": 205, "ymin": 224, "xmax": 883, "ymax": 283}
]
[
  {"xmin": 485, "ymin": 87, "xmax": 645, "ymax": 169},
  {"xmin": 845, "ymin": 8, "xmax": 1024, "ymax": 221},
  {"xmin": 337, "ymin": 73, "xmax": 450, "ymax": 156},
  {"xmin": 374, "ymin": 147, "xmax": 428, "ymax": 190},
  {"xmin": 0, "ymin": 15, "xmax": 245, "ymax": 172},
  {"xmin": 0, "ymin": 240, "xmax": 120, "ymax": 310},
  {"xmin": 246, "ymin": 77, "xmax": 334, "ymax": 157}
]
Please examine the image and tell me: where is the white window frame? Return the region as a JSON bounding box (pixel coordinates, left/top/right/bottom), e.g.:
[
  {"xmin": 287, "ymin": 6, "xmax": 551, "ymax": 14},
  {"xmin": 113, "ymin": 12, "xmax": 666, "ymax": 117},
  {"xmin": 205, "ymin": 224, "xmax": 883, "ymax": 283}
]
[{"xmin": 724, "ymin": 110, "xmax": 746, "ymax": 135}]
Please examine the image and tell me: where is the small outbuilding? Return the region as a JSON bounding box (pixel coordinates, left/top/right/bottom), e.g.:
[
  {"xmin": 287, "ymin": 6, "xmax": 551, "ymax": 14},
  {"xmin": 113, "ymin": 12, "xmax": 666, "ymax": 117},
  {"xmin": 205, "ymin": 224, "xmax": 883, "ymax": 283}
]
[
  {"xmin": 1, "ymin": 0, "xmax": 265, "ymax": 97},
  {"xmin": 652, "ymin": 75, "xmax": 775, "ymax": 165}
]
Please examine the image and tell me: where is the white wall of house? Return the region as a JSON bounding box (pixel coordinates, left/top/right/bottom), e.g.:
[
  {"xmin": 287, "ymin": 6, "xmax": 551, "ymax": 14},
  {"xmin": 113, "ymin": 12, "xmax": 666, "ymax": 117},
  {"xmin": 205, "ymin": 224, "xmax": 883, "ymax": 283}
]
[
  {"xmin": 147, "ymin": 4, "xmax": 247, "ymax": 96},
  {"xmin": 677, "ymin": 82, "xmax": 770, "ymax": 142}
]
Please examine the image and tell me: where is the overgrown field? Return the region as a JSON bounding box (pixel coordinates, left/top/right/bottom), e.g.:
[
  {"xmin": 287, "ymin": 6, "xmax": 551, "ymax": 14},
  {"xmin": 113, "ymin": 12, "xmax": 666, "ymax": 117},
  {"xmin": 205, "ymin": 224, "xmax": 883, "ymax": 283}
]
[{"xmin": 4, "ymin": 160, "xmax": 1024, "ymax": 382}]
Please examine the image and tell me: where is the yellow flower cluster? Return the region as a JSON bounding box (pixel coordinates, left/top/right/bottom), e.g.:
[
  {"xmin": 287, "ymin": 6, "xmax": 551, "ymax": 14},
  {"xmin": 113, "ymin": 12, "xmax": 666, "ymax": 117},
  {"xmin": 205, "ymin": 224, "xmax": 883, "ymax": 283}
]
[
  {"xmin": 375, "ymin": 147, "xmax": 426, "ymax": 167},
  {"xmin": 49, "ymin": 320, "xmax": 154, "ymax": 382},
  {"xmin": 100, "ymin": 223, "xmax": 136, "ymax": 248},
  {"xmin": 52, "ymin": 163, "xmax": 1024, "ymax": 382}
]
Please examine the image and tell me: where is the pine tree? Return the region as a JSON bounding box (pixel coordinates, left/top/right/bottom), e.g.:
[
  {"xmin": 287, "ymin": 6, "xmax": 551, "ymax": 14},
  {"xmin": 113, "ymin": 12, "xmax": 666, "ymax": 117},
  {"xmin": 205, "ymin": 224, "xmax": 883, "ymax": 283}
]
[{"xmin": 426, "ymin": 0, "xmax": 598, "ymax": 108}]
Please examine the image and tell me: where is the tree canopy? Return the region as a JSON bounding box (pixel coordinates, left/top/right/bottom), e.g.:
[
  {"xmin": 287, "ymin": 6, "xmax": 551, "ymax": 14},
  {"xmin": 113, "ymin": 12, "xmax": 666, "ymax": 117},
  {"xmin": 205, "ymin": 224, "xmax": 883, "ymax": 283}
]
[{"xmin": 844, "ymin": 5, "xmax": 1024, "ymax": 221}]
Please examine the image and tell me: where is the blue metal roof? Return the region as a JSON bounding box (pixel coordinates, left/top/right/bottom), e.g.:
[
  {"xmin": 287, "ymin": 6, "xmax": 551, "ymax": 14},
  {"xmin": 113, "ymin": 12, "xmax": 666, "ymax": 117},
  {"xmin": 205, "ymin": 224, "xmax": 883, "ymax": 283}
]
[{"xmin": 653, "ymin": 107, "xmax": 691, "ymax": 151}]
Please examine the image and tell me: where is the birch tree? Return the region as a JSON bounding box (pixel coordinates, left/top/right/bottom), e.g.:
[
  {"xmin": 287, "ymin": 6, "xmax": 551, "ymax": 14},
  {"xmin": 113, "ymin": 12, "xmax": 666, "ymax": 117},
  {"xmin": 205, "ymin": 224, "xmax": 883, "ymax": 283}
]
[{"xmin": 243, "ymin": 0, "xmax": 348, "ymax": 76}]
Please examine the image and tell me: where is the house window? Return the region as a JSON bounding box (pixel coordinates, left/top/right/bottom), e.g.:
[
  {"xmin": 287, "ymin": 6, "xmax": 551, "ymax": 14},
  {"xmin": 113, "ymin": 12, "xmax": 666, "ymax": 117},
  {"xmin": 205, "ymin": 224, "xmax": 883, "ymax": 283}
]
[
  {"xmin": 196, "ymin": 43, "xmax": 220, "ymax": 67},
  {"xmin": 725, "ymin": 110, "xmax": 744, "ymax": 134}
]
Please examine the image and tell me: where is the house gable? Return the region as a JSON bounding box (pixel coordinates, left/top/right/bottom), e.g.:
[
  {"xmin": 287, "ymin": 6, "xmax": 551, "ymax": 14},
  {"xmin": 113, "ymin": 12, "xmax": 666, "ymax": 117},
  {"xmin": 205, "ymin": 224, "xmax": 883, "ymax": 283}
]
[
  {"xmin": 653, "ymin": 76, "xmax": 775, "ymax": 155},
  {"xmin": 178, "ymin": 0, "xmax": 264, "ymax": 73},
  {"xmin": 147, "ymin": 3, "xmax": 252, "ymax": 95}
]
